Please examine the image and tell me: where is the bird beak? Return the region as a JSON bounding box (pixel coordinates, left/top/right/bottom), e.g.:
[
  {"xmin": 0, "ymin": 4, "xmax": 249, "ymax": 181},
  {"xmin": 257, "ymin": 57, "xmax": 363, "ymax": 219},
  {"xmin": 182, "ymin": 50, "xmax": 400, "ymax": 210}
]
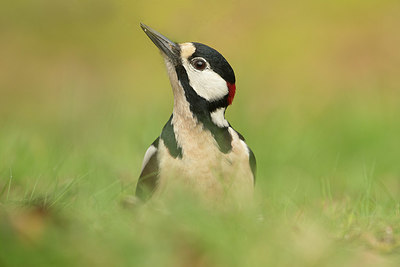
[{"xmin": 140, "ymin": 23, "xmax": 181, "ymax": 65}]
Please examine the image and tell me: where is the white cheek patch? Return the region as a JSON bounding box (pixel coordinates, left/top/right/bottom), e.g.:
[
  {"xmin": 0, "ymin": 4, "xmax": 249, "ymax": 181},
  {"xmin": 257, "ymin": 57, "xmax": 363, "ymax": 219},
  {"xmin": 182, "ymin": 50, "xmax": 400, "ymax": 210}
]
[{"xmin": 182, "ymin": 60, "xmax": 228, "ymax": 102}]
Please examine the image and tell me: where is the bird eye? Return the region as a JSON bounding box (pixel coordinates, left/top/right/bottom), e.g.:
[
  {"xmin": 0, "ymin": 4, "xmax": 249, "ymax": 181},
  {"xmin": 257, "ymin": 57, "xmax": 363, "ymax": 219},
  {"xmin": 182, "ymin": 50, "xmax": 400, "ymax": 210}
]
[{"xmin": 191, "ymin": 58, "xmax": 207, "ymax": 71}]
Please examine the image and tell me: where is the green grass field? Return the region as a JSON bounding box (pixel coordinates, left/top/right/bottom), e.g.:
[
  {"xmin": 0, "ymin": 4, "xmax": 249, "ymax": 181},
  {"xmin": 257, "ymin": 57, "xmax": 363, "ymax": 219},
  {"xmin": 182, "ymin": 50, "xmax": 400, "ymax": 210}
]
[{"xmin": 1, "ymin": 0, "xmax": 400, "ymax": 266}]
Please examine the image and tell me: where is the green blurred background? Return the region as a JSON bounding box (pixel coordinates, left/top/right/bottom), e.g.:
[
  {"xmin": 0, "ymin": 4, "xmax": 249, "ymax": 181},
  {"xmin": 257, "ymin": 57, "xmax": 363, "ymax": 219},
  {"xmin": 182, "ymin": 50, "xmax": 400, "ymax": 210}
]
[{"xmin": 1, "ymin": 0, "xmax": 400, "ymax": 266}]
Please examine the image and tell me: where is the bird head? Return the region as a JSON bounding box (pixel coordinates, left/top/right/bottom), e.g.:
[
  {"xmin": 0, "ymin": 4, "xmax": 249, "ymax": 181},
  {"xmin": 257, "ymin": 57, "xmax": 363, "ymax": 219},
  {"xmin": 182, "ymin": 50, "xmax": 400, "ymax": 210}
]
[{"xmin": 140, "ymin": 23, "xmax": 236, "ymax": 113}]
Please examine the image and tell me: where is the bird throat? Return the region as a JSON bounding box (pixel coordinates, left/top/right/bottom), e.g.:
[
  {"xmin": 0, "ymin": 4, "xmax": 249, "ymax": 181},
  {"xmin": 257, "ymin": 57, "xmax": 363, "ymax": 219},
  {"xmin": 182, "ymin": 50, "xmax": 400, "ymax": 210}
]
[{"xmin": 162, "ymin": 62, "xmax": 233, "ymax": 157}]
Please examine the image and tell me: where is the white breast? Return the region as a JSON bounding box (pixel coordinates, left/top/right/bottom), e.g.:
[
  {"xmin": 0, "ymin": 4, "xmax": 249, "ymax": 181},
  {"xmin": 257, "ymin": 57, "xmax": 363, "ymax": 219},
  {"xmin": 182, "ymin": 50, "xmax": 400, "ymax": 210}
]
[{"xmin": 155, "ymin": 106, "xmax": 254, "ymax": 206}]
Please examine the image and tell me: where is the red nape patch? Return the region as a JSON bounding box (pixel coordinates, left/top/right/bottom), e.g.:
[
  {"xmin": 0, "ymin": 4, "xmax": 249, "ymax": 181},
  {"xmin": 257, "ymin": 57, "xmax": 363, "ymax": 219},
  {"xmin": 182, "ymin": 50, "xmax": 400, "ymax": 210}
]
[{"xmin": 227, "ymin": 82, "xmax": 236, "ymax": 105}]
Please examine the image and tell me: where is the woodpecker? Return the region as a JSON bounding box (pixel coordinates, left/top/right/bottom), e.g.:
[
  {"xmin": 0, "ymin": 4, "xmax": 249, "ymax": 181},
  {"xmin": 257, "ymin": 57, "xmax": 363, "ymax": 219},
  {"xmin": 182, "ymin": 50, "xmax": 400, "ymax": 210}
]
[{"xmin": 136, "ymin": 23, "xmax": 256, "ymax": 204}]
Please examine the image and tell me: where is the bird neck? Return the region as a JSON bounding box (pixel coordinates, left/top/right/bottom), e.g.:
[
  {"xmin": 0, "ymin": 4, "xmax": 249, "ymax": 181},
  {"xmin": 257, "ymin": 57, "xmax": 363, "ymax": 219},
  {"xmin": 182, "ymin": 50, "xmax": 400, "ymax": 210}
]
[
  {"xmin": 164, "ymin": 59, "xmax": 233, "ymax": 155},
  {"xmin": 169, "ymin": 76, "xmax": 233, "ymax": 154},
  {"xmin": 210, "ymin": 107, "xmax": 229, "ymax": 127},
  {"xmin": 166, "ymin": 60, "xmax": 229, "ymax": 128},
  {"xmin": 172, "ymin": 83, "xmax": 229, "ymax": 128}
]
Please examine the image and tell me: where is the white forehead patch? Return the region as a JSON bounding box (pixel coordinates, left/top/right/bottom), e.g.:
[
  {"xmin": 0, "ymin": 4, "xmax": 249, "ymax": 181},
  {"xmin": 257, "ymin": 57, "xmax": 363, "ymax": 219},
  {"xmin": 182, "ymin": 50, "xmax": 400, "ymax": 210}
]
[{"xmin": 180, "ymin": 43, "xmax": 196, "ymax": 59}]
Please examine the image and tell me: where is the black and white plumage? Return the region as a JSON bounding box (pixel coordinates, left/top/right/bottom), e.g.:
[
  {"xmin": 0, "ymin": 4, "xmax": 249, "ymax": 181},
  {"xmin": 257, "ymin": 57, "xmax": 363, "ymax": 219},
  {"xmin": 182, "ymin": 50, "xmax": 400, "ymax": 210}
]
[{"xmin": 136, "ymin": 23, "xmax": 256, "ymax": 203}]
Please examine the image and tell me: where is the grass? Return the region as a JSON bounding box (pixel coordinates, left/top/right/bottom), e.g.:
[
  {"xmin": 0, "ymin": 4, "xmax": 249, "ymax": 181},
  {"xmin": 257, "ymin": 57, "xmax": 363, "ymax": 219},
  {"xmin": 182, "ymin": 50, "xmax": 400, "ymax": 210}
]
[
  {"xmin": 1, "ymin": 0, "xmax": 400, "ymax": 265},
  {"xmin": 1, "ymin": 96, "xmax": 399, "ymax": 266}
]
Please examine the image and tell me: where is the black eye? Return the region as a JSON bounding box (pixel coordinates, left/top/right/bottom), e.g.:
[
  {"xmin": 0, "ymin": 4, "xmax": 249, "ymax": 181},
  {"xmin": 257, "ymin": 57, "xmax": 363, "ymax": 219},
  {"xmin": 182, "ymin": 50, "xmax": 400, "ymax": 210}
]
[{"xmin": 191, "ymin": 58, "xmax": 207, "ymax": 71}]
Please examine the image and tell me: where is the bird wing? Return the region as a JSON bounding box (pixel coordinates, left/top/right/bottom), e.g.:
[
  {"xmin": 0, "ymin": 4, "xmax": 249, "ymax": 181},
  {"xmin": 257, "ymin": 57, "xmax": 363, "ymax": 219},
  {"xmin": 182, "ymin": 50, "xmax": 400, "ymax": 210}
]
[
  {"xmin": 247, "ymin": 146, "xmax": 257, "ymax": 183},
  {"xmin": 135, "ymin": 138, "xmax": 160, "ymax": 201},
  {"xmin": 231, "ymin": 128, "xmax": 257, "ymax": 184}
]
